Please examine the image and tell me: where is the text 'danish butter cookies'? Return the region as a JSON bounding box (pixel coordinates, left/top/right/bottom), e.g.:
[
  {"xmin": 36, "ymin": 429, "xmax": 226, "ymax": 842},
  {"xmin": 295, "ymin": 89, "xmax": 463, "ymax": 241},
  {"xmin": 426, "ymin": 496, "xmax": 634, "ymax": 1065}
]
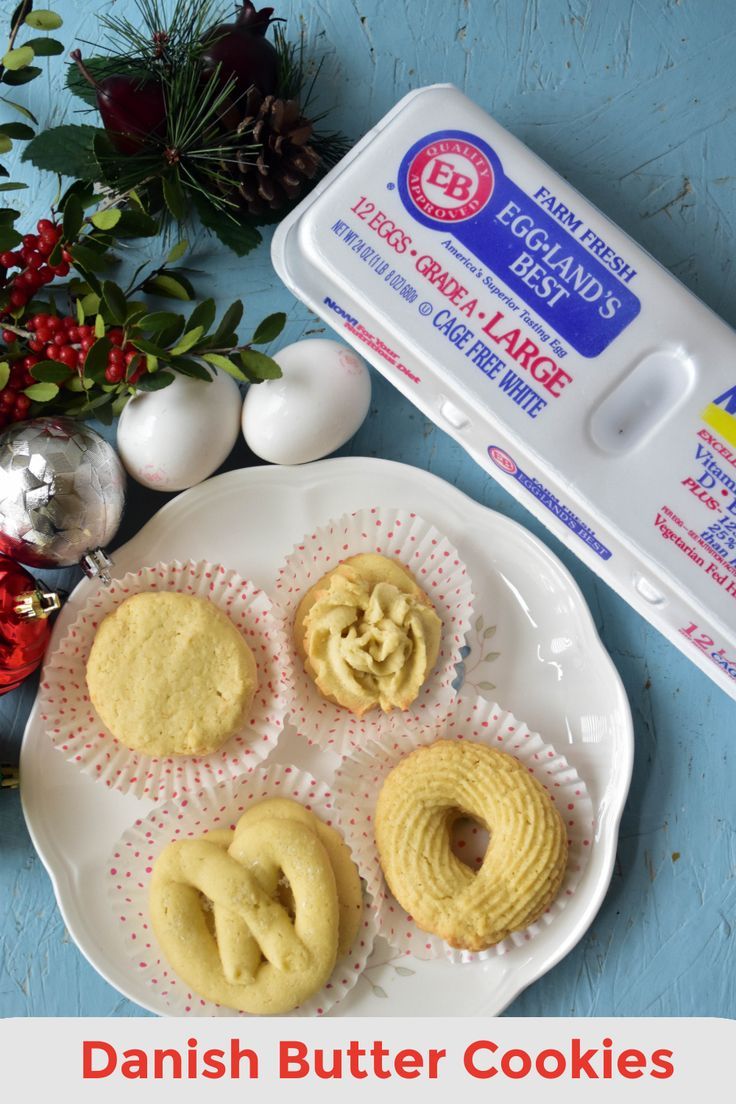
[
  {"xmin": 86, "ymin": 590, "xmax": 257, "ymax": 757},
  {"xmin": 375, "ymin": 740, "xmax": 568, "ymax": 951},
  {"xmin": 294, "ymin": 553, "xmax": 442, "ymax": 715},
  {"xmin": 149, "ymin": 798, "xmax": 363, "ymax": 1015}
]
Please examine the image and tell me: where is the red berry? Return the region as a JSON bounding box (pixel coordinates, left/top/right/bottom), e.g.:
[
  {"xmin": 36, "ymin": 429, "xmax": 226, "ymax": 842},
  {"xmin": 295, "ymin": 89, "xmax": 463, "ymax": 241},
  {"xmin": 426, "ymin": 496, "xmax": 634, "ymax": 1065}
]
[
  {"xmin": 21, "ymin": 271, "xmax": 40, "ymax": 290},
  {"xmin": 13, "ymin": 394, "xmax": 30, "ymax": 416},
  {"xmin": 2, "ymin": 329, "xmax": 15, "ymax": 344},
  {"xmin": 105, "ymin": 363, "xmax": 124, "ymax": 383},
  {"xmin": 36, "ymin": 267, "xmax": 54, "ymax": 285},
  {"xmin": 53, "ymin": 331, "xmax": 67, "ymax": 347},
  {"xmin": 57, "ymin": 346, "xmax": 76, "ymax": 369},
  {"xmin": 108, "ymin": 328, "xmax": 124, "ymax": 347},
  {"xmin": 9, "ymin": 289, "xmax": 26, "ymax": 309},
  {"xmin": 0, "ymin": 390, "xmax": 15, "ymax": 408},
  {"xmin": 46, "ymin": 315, "xmax": 61, "ymax": 333},
  {"xmin": 22, "ymin": 234, "xmax": 38, "ymax": 250},
  {"xmin": 108, "ymin": 346, "xmax": 124, "ymax": 366},
  {"xmin": 61, "ymin": 249, "xmax": 73, "ymax": 263},
  {"xmin": 0, "ymin": 251, "xmax": 18, "ymax": 268},
  {"xmin": 26, "ymin": 252, "xmax": 43, "ymax": 271},
  {"xmin": 80, "ymin": 336, "xmax": 94, "ymax": 352},
  {"xmin": 44, "ymin": 344, "xmax": 60, "ymax": 361},
  {"xmin": 22, "ymin": 355, "xmax": 39, "ymax": 370},
  {"xmin": 36, "ymin": 219, "xmax": 55, "ymax": 236},
  {"xmin": 65, "ymin": 324, "xmax": 80, "ymax": 342},
  {"xmin": 28, "ymin": 338, "xmax": 44, "ymax": 353}
]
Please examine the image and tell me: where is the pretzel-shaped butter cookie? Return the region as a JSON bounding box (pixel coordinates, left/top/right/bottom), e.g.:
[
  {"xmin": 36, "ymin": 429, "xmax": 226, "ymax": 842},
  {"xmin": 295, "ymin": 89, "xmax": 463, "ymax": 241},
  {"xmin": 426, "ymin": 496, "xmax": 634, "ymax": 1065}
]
[{"xmin": 150, "ymin": 817, "xmax": 340, "ymax": 1014}]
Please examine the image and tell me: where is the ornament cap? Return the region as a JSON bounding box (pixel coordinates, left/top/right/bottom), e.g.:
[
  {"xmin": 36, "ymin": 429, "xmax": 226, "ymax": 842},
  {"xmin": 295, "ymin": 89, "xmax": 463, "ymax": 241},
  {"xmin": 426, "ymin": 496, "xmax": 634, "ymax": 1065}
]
[
  {"xmin": 15, "ymin": 588, "xmax": 62, "ymax": 621},
  {"xmin": 81, "ymin": 548, "xmax": 113, "ymax": 585}
]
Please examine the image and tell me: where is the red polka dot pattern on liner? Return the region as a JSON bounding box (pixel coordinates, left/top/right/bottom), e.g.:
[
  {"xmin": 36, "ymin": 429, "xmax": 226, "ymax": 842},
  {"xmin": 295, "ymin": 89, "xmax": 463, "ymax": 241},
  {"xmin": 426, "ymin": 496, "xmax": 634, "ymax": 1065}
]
[
  {"xmin": 106, "ymin": 761, "xmax": 377, "ymax": 1017},
  {"xmin": 40, "ymin": 560, "xmax": 290, "ymax": 802},
  {"xmin": 272, "ymin": 508, "xmax": 476, "ymax": 755},
  {"xmin": 334, "ymin": 690, "xmax": 594, "ymax": 966}
]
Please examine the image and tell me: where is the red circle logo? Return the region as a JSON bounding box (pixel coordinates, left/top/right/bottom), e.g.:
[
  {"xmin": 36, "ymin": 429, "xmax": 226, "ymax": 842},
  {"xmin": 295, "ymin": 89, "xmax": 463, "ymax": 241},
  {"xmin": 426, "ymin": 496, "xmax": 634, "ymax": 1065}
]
[
  {"xmin": 488, "ymin": 446, "xmax": 517, "ymax": 475},
  {"xmin": 407, "ymin": 140, "xmax": 494, "ymax": 222}
]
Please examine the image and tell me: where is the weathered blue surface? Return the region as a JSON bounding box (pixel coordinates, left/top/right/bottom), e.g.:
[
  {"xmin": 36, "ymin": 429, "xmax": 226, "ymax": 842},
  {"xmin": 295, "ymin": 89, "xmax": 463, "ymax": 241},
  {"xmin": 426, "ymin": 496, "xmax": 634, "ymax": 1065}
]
[{"xmin": 1, "ymin": 0, "xmax": 736, "ymax": 1017}]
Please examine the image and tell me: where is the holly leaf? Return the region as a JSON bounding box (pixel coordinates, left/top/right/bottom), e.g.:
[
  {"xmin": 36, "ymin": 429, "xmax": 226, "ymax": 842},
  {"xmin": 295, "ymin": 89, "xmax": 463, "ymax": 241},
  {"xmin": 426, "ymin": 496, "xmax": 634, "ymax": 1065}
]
[
  {"xmin": 0, "ymin": 121, "xmax": 33, "ymax": 139},
  {"xmin": 186, "ymin": 297, "xmax": 215, "ymax": 335},
  {"xmin": 251, "ymin": 311, "xmax": 286, "ymax": 345},
  {"xmin": 24, "ymin": 381, "xmax": 59, "ymax": 401},
  {"xmin": 136, "ymin": 371, "xmax": 175, "ymax": 391},
  {"xmin": 22, "ymin": 125, "xmax": 102, "ymax": 180},
  {"xmin": 170, "ymin": 326, "xmax": 203, "ymax": 355},
  {"xmin": 240, "ymin": 348, "xmax": 282, "ymax": 380},
  {"xmin": 2, "ymin": 66, "xmax": 42, "ymax": 85},
  {"xmin": 2, "ymin": 46, "xmax": 35, "ymax": 71},
  {"xmin": 203, "ymin": 352, "xmax": 246, "ymax": 382},
  {"xmin": 166, "ymin": 238, "xmax": 188, "ymax": 264},
  {"xmin": 30, "ymin": 361, "xmax": 73, "ymax": 383},
  {"xmin": 91, "ymin": 208, "xmax": 122, "ymax": 231},
  {"xmin": 0, "ymin": 95, "xmax": 36, "ymax": 123},
  {"xmin": 65, "ymin": 56, "xmax": 129, "ymax": 107},
  {"xmin": 24, "ymin": 10, "xmax": 64, "ymax": 30},
  {"xmin": 25, "ymin": 37, "xmax": 64, "ymax": 56},
  {"xmin": 102, "ymin": 280, "xmax": 126, "ymax": 324},
  {"xmin": 170, "ymin": 356, "xmax": 212, "ymax": 380},
  {"xmin": 144, "ymin": 273, "xmax": 192, "ymax": 301},
  {"xmin": 162, "ymin": 173, "xmax": 187, "ymax": 223},
  {"xmin": 193, "ymin": 194, "xmax": 262, "ymax": 257}
]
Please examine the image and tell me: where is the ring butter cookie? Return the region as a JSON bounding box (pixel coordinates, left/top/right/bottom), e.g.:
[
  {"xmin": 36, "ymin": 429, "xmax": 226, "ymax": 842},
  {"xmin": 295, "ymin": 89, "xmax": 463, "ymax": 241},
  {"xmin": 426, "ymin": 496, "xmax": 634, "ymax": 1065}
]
[
  {"xmin": 86, "ymin": 590, "xmax": 257, "ymax": 757},
  {"xmin": 374, "ymin": 739, "xmax": 568, "ymax": 951},
  {"xmin": 294, "ymin": 552, "xmax": 442, "ymax": 715}
]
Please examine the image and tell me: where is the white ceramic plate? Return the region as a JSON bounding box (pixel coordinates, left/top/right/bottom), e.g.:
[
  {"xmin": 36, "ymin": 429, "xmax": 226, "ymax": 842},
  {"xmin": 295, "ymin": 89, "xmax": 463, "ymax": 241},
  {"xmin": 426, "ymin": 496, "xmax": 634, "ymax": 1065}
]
[{"xmin": 20, "ymin": 457, "xmax": 633, "ymax": 1017}]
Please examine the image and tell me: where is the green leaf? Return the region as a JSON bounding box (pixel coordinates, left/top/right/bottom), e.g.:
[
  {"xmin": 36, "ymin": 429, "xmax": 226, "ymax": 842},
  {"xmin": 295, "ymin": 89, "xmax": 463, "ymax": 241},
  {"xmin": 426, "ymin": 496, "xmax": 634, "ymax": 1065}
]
[
  {"xmin": 70, "ymin": 242, "xmax": 113, "ymax": 273},
  {"xmin": 113, "ymin": 208, "xmax": 159, "ymax": 238},
  {"xmin": 30, "ymin": 361, "xmax": 72, "ymax": 382},
  {"xmin": 83, "ymin": 335, "xmax": 111, "ymax": 382},
  {"xmin": 94, "ymin": 313, "xmax": 106, "ymax": 338},
  {"xmin": 22, "ymin": 124, "xmax": 102, "ymax": 180},
  {"xmin": 24, "ymin": 10, "xmax": 64, "ymax": 30},
  {"xmin": 24, "ymin": 37, "xmax": 64, "ymax": 56},
  {"xmin": 145, "ymin": 274, "xmax": 192, "ymax": 301},
  {"xmin": 194, "ymin": 194, "xmax": 262, "ymax": 257},
  {"xmin": 3, "ymin": 65, "xmax": 42, "ymax": 85},
  {"xmin": 0, "ymin": 121, "xmax": 33, "ymax": 139},
  {"xmin": 0, "ymin": 207, "xmax": 19, "ymax": 224},
  {"xmin": 203, "ymin": 352, "xmax": 246, "ymax": 381},
  {"xmin": 131, "ymin": 335, "xmax": 169, "ymax": 358},
  {"xmin": 0, "ymin": 181, "xmax": 27, "ymax": 191},
  {"xmin": 80, "ymin": 291, "xmax": 100, "ymax": 316},
  {"xmin": 166, "ymin": 238, "xmax": 188, "ymax": 264},
  {"xmin": 24, "ymin": 381, "xmax": 59, "ymax": 401},
  {"xmin": 137, "ymin": 310, "xmax": 179, "ymax": 333},
  {"xmin": 102, "ymin": 280, "xmax": 126, "ymax": 324},
  {"xmin": 251, "ymin": 311, "xmax": 286, "ymax": 345},
  {"xmin": 0, "ymin": 135, "xmax": 12, "ymax": 154},
  {"xmin": 170, "ymin": 325, "xmax": 203, "ymax": 355},
  {"xmin": 211, "ymin": 300, "xmax": 243, "ymax": 347},
  {"xmin": 0, "ymin": 361, "xmax": 9, "ymax": 390},
  {"xmin": 75, "ymin": 298, "xmax": 85, "ymax": 326},
  {"xmin": 186, "ymin": 297, "xmax": 216, "ymax": 335},
  {"xmin": 0, "ymin": 225, "xmax": 21, "ymax": 251},
  {"xmin": 62, "ymin": 193, "xmax": 83, "ymax": 240},
  {"xmin": 2, "ymin": 46, "xmax": 35, "ymax": 71},
  {"xmin": 240, "ymin": 348, "xmax": 282, "ymax": 380},
  {"xmin": 91, "ymin": 208, "xmax": 122, "ymax": 231},
  {"xmin": 171, "ymin": 357, "xmax": 211, "ymax": 381},
  {"xmin": 136, "ymin": 371, "xmax": 175, "ymax": 391},
  {"xmin": 0, "ymin": 96, "xmax": 36, "ymax": 123},
  {"xmin": 162, "ymin": 173, "xmax": 187, "ymax": 222}
]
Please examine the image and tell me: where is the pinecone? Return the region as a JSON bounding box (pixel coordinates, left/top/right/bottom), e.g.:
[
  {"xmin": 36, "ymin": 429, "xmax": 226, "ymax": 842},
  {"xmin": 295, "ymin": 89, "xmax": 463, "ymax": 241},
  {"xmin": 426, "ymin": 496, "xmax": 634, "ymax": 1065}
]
[{"xmin": 221, "ymin": 87, "xmax": 322, "ymax": 216}]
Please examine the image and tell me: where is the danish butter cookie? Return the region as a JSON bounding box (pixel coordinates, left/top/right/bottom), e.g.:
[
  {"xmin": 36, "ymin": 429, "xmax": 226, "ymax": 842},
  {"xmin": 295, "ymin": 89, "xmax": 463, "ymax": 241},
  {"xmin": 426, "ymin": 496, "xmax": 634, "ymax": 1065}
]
[
  {"xmin": 86, "ymin": 590, "xmax": 257, "ymax": 757},
  {"xmin": 375, "ymin": 739, "xmax": 568, "ymax": 951},
  {"xmin": 294, "ymin": 552, "xmax": 442, "ymax": 715}
]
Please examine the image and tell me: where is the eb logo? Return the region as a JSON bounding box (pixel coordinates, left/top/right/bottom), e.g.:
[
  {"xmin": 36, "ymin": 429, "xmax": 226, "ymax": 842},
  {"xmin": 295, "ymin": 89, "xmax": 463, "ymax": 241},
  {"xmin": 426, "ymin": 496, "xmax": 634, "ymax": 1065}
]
[{"xmin": 406, "ymin": 137, "xmax": 494, "ymax": 222}]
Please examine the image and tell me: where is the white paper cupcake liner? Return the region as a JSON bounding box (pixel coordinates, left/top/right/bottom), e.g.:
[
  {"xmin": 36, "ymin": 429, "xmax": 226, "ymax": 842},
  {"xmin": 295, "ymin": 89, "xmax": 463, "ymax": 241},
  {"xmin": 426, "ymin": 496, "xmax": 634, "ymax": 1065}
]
[
  {"xmin": 335, "ymin": 691, "xmax": 594, "ymax": 964},
  {"xmin": 40, "ymin": 560, "xmax": 289, "ymax": 801},
  {"xmin": 273, "ymin": 507, "xmax": 475, "ymax": 754},
  {"xmin": 107, "ymin": 763, "xmax": 377, "ymax": 1017}
]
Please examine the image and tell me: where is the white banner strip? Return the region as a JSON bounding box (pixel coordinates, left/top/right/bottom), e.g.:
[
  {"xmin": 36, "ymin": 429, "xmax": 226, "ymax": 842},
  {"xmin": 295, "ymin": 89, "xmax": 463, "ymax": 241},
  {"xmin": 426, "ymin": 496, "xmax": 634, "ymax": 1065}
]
[{"xmin": 1, "ymin": 1016, "xmax": 731, "ymax": 1102}]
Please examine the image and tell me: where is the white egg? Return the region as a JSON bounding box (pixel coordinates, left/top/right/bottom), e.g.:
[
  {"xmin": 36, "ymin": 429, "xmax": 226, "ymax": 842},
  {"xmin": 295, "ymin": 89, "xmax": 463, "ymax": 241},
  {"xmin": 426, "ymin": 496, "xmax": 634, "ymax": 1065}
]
[
  {"xmin": 241, "ymin": 339, "xmax": 371, "ymax": 465},
  {"xmin": 117, "ymin": 367, "xmax": 242, "ymax": 491}
]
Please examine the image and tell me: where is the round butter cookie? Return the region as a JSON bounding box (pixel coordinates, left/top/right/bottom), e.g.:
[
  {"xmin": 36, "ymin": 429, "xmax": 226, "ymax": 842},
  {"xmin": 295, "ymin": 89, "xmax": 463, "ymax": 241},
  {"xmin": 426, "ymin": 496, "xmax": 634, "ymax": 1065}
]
[
  {"xmin": 86, "ymin": 590, "xmax": 257, "ymax": 757},
  {"xmin": 375, "ymin": 739, "xmax": 568, "ymax": 951},
  {"xmin": 293, "ymin": 552, "xmax": 442, "ymax": 715}
]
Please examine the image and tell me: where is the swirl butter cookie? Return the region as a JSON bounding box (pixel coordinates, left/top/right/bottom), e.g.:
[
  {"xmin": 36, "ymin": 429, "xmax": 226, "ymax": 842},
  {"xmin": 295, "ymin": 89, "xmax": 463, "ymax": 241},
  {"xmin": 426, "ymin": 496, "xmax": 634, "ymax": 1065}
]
[
  {"xmin": 86, "ymin": 591, "xmax": 257, "ymax": 757},
  {"xmin": 293, "ymin": 553, "xmax": 442, "ymax": 715},
  {"xmin": 375, "ymin": 739, "xmax": 568, "ymax": 951}
]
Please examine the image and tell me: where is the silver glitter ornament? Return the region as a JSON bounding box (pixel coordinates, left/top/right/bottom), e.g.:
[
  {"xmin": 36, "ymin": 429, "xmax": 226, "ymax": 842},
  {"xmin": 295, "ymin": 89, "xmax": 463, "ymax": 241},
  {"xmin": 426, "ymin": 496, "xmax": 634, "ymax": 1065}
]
[{"xmin": 0, "ymin": 417, "xmax": 126, "ymax": 579}]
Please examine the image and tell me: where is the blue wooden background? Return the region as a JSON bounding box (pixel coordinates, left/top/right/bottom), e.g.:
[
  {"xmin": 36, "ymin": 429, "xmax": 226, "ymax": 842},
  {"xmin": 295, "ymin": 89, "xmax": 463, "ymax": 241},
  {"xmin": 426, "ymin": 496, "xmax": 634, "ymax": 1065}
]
[{"xmin": 1, "ymin": 0, "xmax": 735, "ymax": 1017}]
